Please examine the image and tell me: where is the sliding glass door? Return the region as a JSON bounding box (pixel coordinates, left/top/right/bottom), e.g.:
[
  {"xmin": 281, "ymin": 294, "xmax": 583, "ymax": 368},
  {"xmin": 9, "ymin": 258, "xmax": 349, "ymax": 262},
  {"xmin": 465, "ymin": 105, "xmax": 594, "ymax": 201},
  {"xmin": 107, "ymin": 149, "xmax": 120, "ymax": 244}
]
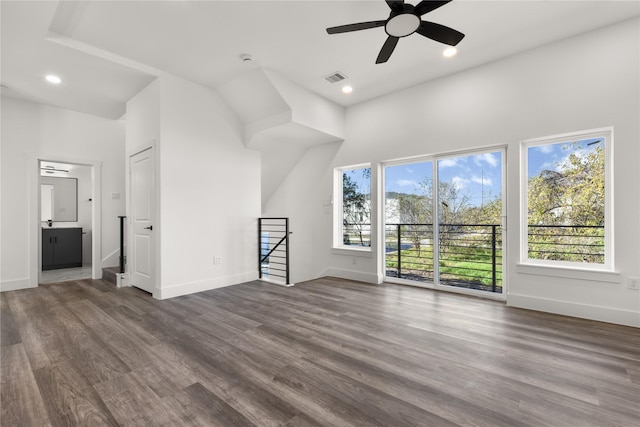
[
  {"xmin": 384, "ymin": 161, "xmax": 434, "ymax": 282},
  {"xmin": 384, "ymin": 149, "xmax": 505, "ymax": 295}
]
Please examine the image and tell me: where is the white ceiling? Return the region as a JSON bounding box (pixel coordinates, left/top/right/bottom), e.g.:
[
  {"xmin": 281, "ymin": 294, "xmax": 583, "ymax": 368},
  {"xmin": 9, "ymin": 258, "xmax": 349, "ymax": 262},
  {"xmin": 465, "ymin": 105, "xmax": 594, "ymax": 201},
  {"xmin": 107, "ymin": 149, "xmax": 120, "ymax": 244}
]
[{"xmin": 2, "ymin": 1, "xmax": 638, "ymax": 120}]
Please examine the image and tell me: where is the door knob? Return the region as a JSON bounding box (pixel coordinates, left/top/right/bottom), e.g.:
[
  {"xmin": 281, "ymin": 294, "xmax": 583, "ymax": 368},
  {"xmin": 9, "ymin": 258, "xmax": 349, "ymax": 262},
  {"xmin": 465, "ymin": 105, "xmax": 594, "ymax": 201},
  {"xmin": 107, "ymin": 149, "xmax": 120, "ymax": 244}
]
[{"xmin": 144, "ymin": 225, "xmax": 153, "ymax": 230}]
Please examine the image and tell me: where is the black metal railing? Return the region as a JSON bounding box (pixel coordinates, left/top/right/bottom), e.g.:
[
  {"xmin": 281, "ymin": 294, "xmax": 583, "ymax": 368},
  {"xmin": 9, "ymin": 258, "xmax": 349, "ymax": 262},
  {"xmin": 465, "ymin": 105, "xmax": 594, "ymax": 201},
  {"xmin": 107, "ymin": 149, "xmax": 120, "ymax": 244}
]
[
  {"xmin": 118, "ymin": 216, "xmax": 126, "ymax": 274},
  {"xmin": 343, "ymin": 222, "xmax": 371, "ymax": 247},
  {"xmin": 527, "ymin": 224, "xmax": 604, "ymax": 264},
  {"xmin": 385, "ymin": 223, "xmax": 503, "ymax": 293},
  {"xmin": 258, "ymin": 218, "xmax": 290, "ymax": 285}
]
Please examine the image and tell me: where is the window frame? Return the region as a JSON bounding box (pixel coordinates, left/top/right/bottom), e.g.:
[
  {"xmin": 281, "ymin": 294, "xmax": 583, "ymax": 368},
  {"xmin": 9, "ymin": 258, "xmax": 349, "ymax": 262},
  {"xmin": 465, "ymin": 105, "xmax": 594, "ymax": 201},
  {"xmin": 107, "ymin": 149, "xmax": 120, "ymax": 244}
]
[
  {"xmin": 520, "ymin": 127, "xmax": 614, "ymax": 271},
  {"xmin": 333, "ymin": 164, "xmax": 372, "ymax": 252}
]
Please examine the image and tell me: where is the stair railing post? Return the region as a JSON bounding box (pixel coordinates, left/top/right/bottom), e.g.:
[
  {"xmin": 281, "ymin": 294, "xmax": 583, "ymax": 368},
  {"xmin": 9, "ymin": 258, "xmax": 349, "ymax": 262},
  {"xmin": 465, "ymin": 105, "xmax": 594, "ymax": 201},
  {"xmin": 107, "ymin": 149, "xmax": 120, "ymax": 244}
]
[
  {"xmin": 258, "ymin": 218, "xmax": 263, "ymax": 279},
  {"xmin": 118, "ymin": 216, "xmax": 126, "ymax": 274},
  {"xmin": 285, "ymin": 218, "xmax": 290, "ymax": 285}
]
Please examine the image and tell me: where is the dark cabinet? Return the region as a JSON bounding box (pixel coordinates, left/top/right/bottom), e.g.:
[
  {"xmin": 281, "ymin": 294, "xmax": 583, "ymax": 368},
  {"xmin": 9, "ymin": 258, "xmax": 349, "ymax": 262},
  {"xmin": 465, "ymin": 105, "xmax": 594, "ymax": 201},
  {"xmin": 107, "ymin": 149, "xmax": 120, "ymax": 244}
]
[{"xmin": 42, "ymin": 228, "xmax": 82, "ymax": 270}]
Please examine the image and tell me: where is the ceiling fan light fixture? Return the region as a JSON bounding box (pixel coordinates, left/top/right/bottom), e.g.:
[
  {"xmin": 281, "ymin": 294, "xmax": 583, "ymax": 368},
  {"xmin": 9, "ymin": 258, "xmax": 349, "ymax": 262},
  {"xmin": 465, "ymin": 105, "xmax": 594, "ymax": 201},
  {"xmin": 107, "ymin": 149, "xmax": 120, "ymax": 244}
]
[
  {"xmin": 326, "ymin": 0, "xmax": 464, "ymax": 64},
  {"xmin": 385, "ymin": 13, "xmax": 420, "ymax": 37},
  {"xmin": 443, "ymin": 47, "xmax": 458, "ymax": 57}
]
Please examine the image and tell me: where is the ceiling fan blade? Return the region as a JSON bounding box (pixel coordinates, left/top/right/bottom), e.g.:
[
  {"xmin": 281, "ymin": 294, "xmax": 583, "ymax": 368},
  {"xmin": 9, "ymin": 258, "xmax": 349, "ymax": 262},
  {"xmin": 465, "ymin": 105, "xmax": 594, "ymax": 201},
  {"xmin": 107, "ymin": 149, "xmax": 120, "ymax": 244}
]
[
  {"xmin": 386, "ymin": 1, "xmax": 405, "ymax": 12},
  {"xmin": 417, "ymin": 21, "xmax": 465, "ymax": 46},
  {"xmin": 414, "ymin": 1, "xmax": 452, "ymax": 16},
  {"xmin": 326, "ymin": 20, "xmax": 386, "ymax": 34},
  {"xmin": 376, "ymin": 36, "xmax": 399, "ymax": 64}
]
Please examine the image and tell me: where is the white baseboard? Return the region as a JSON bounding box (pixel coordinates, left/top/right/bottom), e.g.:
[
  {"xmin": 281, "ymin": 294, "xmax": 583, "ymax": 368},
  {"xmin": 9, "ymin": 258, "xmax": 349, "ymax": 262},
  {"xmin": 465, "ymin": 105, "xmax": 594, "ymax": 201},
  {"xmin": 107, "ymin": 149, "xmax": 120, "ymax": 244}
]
[
  {"xmin": 155, "ymin": 271, "xmax": 258, "ymax": 300},
  {"xmin": 259, "ymin": 278, "xmax": 295, "ymax": 287},
  {"xmin": 319, "ymin": 267, "xmax": 380, "ymax": 285},
  {"xmin": 0, "ymin": 278, "xmax": 35, "ymax": 292},
  {"xmin": 507, "ymin": 293, "xmax": 640, "ymax": 328}
]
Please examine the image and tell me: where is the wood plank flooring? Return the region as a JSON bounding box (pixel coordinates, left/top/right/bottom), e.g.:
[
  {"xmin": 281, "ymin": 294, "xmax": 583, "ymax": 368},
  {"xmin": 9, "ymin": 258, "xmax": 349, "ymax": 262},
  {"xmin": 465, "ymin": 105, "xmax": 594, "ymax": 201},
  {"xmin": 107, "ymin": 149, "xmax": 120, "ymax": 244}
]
[{"xmin": 1, "ymin": 277, "xmax": 639, "ymax": 426}]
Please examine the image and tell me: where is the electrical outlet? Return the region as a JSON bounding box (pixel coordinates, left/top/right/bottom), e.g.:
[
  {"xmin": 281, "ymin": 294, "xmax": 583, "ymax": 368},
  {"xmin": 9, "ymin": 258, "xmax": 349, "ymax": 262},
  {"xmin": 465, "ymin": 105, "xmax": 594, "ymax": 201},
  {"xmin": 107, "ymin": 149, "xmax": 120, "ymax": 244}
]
[
  {"xmin": 629, "ymin": 277, "xmax": 640, "ymax": 290},
  {"xmin": 214, "ymin": 256, "xmax": 222, "ymax": 265}
]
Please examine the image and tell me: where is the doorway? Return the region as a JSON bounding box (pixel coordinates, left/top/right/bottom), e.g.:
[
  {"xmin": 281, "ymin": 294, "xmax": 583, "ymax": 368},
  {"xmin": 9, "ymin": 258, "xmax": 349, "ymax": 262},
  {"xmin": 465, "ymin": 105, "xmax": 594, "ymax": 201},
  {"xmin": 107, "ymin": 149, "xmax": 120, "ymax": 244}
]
[
  {"xmin": 383, "ymin": 148, "xmax": 506, "ymax": 297},
  {"xmin": 31, "ymin": 158, "xmax": 102, "ymax": 286}
]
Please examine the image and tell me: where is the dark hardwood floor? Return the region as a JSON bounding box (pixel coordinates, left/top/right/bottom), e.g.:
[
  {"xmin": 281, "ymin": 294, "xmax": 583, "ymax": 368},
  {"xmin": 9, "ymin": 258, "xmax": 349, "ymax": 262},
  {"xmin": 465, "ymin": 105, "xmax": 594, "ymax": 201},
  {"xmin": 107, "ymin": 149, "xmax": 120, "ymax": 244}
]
[{"xmin": 1, "ymin": 277, "xmax": 639, "ymax": 426}]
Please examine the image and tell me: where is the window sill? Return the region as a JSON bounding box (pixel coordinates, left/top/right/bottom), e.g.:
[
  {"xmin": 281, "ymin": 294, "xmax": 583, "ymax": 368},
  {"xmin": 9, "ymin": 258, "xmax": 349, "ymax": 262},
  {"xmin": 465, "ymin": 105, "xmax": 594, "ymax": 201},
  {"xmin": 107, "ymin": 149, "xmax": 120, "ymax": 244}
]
[
  {"xmin": 332, "ymin": 246, "xmax": 373, "ymax": 258},
  {"xmin": 515, "ymin": 263, "xmax": 620, "ymax": 283}
]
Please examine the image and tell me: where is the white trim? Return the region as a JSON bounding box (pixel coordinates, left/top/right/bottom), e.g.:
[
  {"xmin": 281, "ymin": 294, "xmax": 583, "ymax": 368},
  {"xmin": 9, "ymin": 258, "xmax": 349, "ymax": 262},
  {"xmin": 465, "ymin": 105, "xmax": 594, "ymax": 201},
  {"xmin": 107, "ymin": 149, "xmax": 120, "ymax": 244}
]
[
  {"xmin": 381, "ymin": 143, "xmax": 510, "ymax": 167},
  {"xmin": 515, "ymin": 263, "xmax": 621, "ymax": 283},
  {"xmin": 331, "ymin": 247, "xmax": 373, "ymax": 257},
  {"xmin": 333, "ymin": 163, "xmax": 372, "ymax": 251},
  {"xmin": 507, "ymin": 293, "xmax": 639, "ymax": 328},
  {"xmin": 155, "ymin": 271, "xmax": 257, "ymax": 300},
  {"xmin": 379, "ymin": 145, "xmax": 508, "ymax": 298},
  {"xmin": 29, "ymin": 155, "xmax": 102, "ymax": 289},
  {"xmin": 385, "ymin": 277, "xmax": 507, "ymax": 301},
  {"xmin": 520, "ymin": 127, "xmax": 613, "ymax": 271},
  {"xmin": 0, "ymin": 278, "xmax": 34, "ymax": 292}
]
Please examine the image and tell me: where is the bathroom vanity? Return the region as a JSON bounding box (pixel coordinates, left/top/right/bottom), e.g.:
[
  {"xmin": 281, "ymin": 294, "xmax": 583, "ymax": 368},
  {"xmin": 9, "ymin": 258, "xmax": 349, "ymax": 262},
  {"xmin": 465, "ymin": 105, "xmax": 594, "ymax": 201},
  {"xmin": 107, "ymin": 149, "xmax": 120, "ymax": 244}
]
[{"xmin": 42, "ymin": 227, "xmax": 82, "ymax": 270}]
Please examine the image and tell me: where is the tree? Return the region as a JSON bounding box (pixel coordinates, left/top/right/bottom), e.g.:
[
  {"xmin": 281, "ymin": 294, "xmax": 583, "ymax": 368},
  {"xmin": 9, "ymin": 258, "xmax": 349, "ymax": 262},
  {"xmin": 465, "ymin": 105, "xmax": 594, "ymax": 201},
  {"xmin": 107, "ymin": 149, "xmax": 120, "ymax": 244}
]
[
  {"xmin": 463, "ymin": 193, "xmax": 502, "ymax": 224},
  {"xmin": 343, "ymin": 173, "xmax": 370, "ymax": 246},
  {"xmin": 396, "ymin": 193, "xmax": 431, "ymax": 254},
  {"xmin": 527, "ymin": 143, "xmax": 604, "ymax": 262},
  {"xmin": 437, "ymin": 180, "xmax": 471, "ymax": 254}
]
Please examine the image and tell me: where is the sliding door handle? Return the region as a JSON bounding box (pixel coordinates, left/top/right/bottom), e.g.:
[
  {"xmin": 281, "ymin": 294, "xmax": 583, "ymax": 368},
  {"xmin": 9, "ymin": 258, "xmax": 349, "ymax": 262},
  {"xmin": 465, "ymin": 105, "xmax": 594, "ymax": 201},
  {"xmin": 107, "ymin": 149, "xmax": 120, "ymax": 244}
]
[{"xmin": 144, "ymin": 225, "xmax": 153, "ymax": 231}]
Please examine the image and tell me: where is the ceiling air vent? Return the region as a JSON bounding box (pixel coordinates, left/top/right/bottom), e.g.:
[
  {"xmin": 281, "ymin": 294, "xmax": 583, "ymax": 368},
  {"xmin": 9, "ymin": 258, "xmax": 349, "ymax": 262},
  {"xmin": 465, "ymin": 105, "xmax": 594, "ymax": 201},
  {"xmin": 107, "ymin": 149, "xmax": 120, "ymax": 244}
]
[{"xmin": 323, "ymin": 71, "xmax": 347, "ymax": 84}]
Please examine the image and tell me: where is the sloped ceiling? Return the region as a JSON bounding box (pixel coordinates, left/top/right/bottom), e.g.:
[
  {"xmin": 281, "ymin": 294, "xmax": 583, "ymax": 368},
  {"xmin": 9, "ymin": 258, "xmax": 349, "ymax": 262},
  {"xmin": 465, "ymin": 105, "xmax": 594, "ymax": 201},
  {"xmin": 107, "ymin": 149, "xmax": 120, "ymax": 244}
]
[
  {"xmin": 218, "ymin": 68, "xmax": 344, "ymax": 207},
  {"xmin": 2, "ymin": 1, "xmax": 638, "ymax": 119}
]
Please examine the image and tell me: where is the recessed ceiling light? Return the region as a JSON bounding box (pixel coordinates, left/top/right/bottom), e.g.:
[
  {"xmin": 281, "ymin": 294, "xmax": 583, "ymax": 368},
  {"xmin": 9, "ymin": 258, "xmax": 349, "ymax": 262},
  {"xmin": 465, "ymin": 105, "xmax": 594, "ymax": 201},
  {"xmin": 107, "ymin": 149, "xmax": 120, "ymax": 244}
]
[
  {"xmin": 341, "ymin": 85, "xmax": 353, "ymax": 94},
  {"xmin": 443, "ymin": 47, "xmax": 458, "ymax": 58},
  {"xmin": 45, "ymin": 74, "xmax": 62, "ymax": 84}
]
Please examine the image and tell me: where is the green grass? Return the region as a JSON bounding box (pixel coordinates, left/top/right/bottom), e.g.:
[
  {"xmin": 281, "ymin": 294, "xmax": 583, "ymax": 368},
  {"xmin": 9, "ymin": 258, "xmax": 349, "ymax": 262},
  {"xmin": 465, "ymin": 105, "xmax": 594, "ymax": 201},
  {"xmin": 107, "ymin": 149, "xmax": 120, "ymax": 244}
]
[{"xmin": 386, "ymin": 246, "xmax": 502, "ymax": 287}]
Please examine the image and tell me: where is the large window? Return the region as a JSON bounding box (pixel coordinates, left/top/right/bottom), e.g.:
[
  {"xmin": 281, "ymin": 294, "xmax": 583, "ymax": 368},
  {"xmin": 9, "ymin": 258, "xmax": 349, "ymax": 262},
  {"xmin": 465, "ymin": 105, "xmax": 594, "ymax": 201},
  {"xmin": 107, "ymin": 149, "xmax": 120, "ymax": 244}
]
[
  {"xmin": 334, "ymin": 165, "xmax": 371, "ymax": 249},
  {"xmin": 522, "ymin": 128, "xmax": 612, "ymax": 269}
]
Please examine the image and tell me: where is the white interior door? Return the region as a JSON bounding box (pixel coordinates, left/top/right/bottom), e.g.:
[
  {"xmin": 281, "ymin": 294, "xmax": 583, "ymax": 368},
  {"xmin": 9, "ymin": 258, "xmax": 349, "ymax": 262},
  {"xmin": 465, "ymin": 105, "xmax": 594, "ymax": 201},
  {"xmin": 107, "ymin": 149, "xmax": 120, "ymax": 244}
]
[{"xmin": 130, "ymin": 148, "xmax": 154, "ymax": 293}]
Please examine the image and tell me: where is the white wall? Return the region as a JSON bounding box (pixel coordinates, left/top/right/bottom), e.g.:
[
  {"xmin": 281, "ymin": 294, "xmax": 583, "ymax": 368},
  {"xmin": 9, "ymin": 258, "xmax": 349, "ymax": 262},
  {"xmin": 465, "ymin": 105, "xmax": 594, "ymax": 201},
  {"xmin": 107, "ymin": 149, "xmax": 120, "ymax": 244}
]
[
  {"xmin": 126, "ymin": 75, "xmax": 261, "ymax": 299},
  {"xmin": 266, "ymin": 18, "xmax": 640, "ymax": 326},
  {"xmin": 1, "ymin": 97, "xmax": 126, "ymax": 290},
  {"xmin": 262, "ymin": 141, "xmax": 342, "ymax": 284}
]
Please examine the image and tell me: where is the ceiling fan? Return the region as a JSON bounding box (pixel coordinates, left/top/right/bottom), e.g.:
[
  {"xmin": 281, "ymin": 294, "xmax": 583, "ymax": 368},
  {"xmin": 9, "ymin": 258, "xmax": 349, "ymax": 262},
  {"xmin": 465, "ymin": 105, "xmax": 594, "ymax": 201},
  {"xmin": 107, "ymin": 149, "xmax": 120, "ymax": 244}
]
[{"xmin": 326, "ymin": 0, "xmax": 465, "ymax": 64}]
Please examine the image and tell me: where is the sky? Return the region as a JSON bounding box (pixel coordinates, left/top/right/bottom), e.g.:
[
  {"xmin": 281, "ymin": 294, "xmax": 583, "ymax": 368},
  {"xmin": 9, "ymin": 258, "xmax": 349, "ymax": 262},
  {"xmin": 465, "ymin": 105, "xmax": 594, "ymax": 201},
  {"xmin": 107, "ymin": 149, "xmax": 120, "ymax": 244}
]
[
  {"xmin": 527, "ymin": 137, "xmax": 602, "ymax": 178},
  {"xmin": 385, "ymin": 151, "xmax": 503, "ymax": 207},
  {"xmin": 346, "ymin": 137, "xmax": 603, "ymax": 208}
]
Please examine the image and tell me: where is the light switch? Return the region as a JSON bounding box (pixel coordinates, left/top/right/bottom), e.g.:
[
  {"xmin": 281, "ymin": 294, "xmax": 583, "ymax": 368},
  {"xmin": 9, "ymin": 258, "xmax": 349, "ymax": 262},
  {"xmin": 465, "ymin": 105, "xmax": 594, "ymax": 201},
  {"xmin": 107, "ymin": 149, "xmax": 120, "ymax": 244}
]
[{"xmin": 111, "ymin": 192, "xmax": 120, "ymax": 200}]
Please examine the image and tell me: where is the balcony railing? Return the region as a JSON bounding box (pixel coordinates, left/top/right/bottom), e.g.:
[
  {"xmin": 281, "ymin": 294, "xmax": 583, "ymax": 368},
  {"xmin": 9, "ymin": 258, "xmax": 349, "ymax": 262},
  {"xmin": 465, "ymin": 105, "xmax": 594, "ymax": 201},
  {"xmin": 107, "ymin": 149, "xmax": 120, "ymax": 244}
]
[
  {"xmin": 528, "ymin": 224, "xmax": 604, "ymax": 264},
  {"xmin": 343, "ymin": 222, "xmax": 605, "ymax": 293},
  {"xmin": 385, "ymin": 223, "xmax": 503, "ymax": 293},
  {"xmin": 343, "ymin": 222, "xmax": 371, "ymax": 247}
]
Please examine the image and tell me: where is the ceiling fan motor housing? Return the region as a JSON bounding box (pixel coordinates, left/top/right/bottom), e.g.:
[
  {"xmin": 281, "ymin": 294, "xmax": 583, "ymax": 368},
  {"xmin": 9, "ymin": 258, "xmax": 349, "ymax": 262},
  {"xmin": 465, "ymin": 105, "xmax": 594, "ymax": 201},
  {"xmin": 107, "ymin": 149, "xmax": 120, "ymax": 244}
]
[{"xmin": 385, "ymin": 4, "xmax": 421, "ymax": 38}]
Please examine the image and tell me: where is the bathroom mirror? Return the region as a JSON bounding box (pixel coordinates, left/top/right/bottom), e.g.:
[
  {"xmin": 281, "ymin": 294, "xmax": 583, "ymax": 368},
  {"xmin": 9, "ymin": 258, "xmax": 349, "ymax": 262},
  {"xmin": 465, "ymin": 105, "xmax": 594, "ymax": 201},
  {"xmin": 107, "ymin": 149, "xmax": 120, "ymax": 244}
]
[{"xmin": 41, "ymin": 177, "xmax": 78, "ymax": 222}]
